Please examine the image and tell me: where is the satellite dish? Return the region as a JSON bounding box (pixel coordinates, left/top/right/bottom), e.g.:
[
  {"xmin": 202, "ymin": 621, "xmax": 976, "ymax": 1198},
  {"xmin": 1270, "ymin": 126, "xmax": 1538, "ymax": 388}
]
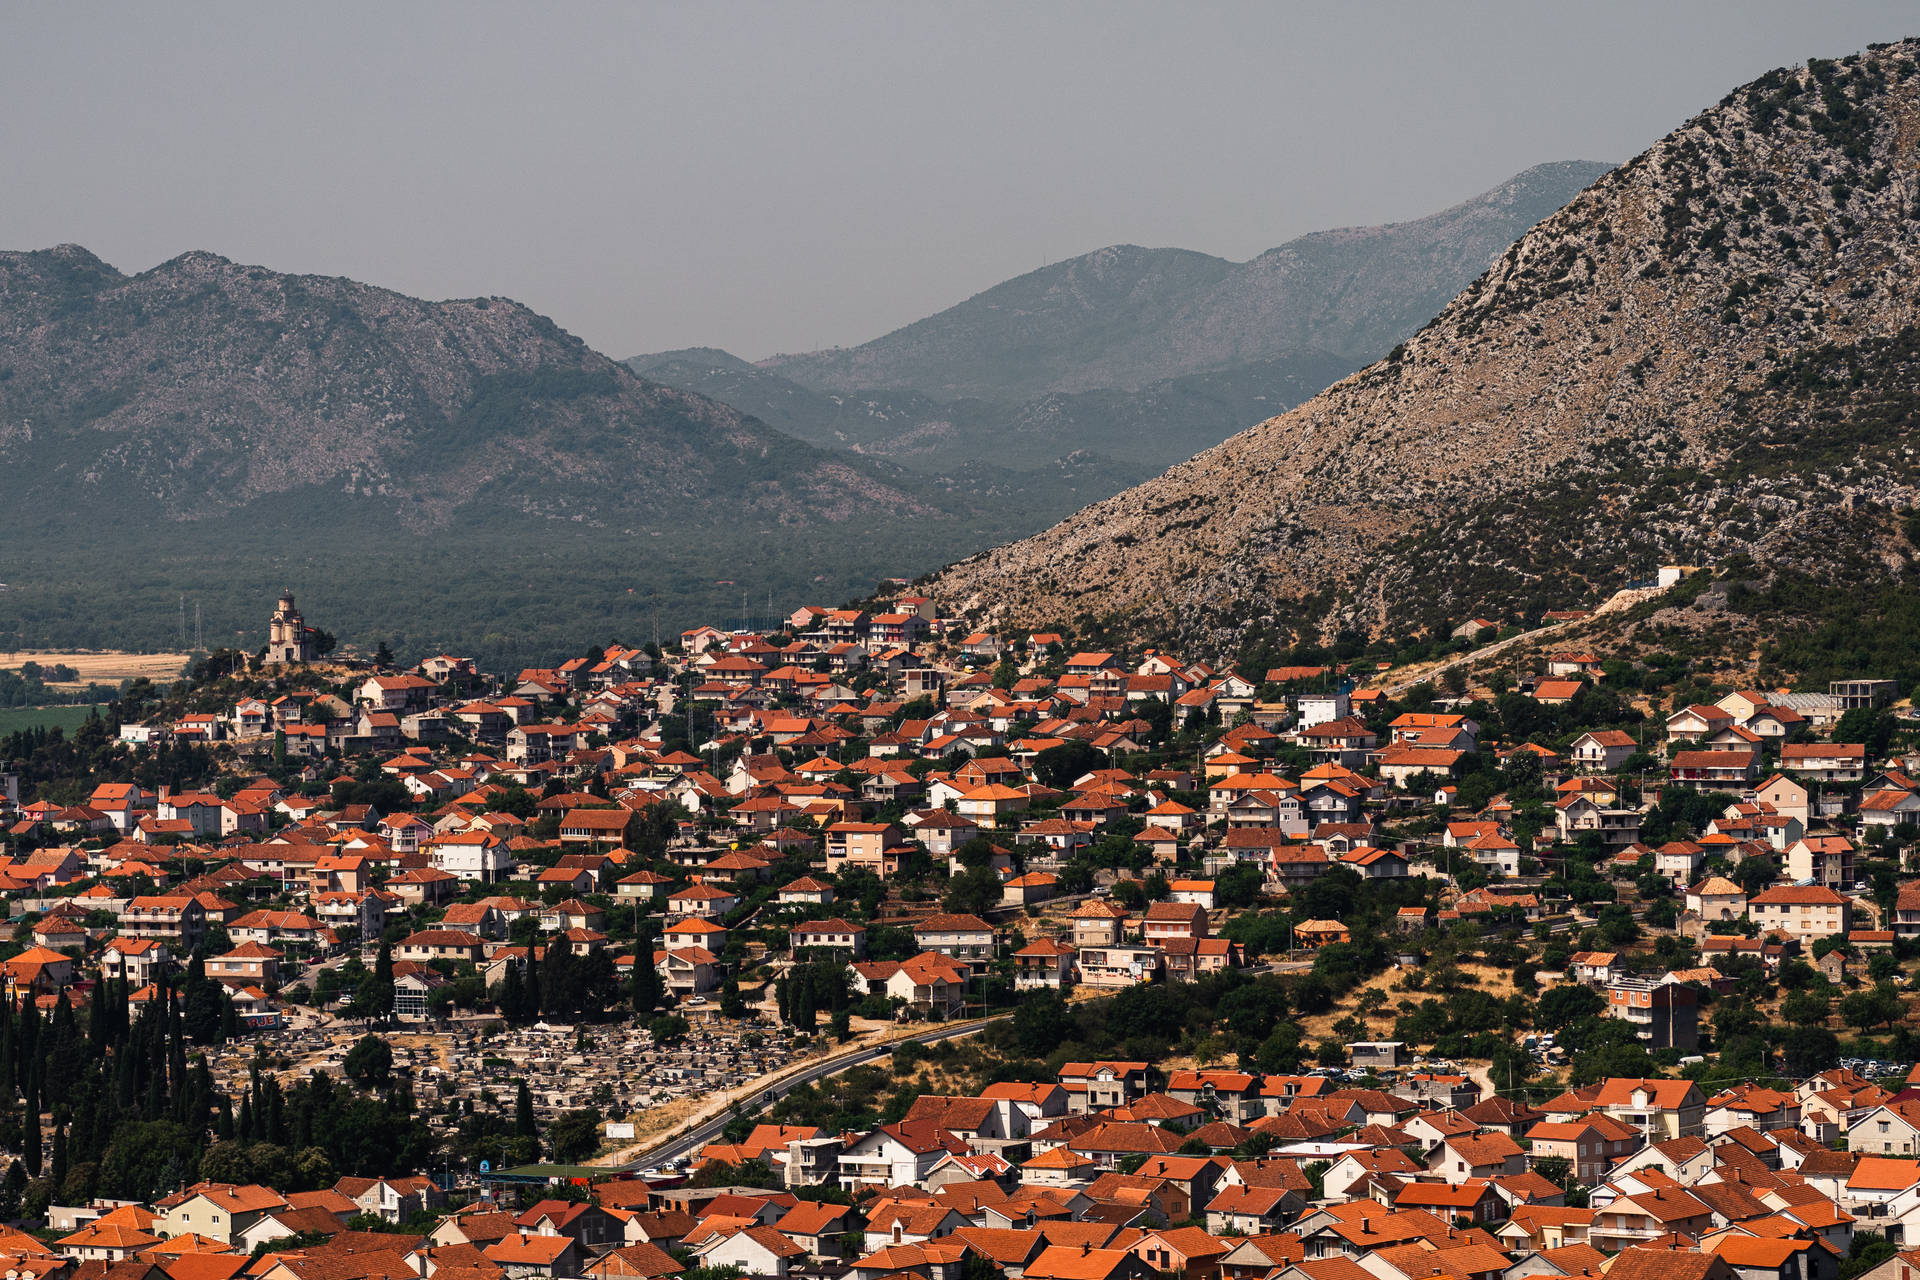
[{"xmin": 480, "ymin": 1160, "xmax": 491, "ymax": 1173}]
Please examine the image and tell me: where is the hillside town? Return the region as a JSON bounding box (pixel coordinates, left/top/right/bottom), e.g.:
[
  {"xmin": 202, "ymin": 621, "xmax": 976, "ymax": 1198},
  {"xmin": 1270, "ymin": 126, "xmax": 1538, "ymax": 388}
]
[{"xmin": 2, "ymin": 587, "xmax": 1920, "ymax": 1280}]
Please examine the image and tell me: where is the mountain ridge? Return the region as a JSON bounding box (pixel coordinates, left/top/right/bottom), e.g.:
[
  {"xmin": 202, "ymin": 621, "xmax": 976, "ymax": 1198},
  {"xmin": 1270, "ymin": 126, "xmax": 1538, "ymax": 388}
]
[
  {"xmin": 0, "ymin": 242, "xmax": 928, "ymax": 532},
  {"xmin": 630, "ymin": 162, "xmax": 1612, "ymax": 493},
  {"xmin": 757, "ymin": 160, "xmax": 1614, "ymax": 400}
]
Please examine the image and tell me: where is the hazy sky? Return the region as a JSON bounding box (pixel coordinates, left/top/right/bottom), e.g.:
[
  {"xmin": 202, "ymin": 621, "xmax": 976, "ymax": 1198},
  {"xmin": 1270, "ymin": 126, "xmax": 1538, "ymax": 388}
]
[{"xmin": 2, "ymin": 3, "xmax": 1912, "ymax": 360}]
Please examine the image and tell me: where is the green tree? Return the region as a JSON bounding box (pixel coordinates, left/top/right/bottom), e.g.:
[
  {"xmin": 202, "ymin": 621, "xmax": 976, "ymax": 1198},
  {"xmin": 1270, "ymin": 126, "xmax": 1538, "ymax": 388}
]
[
  {"xmin": 1843, "ymin": 1232, "xmax": 1897, "ymax": 1280},
  {"xmin": 1836, "ymin": 708, "xmax": 1896, "ymax": 759},
  {"xmin": 343, "ymin": 1034, "xmax": 393, "ymax": 1089},
  {"xmin": 1781, "ymin": 987, "xmax": 1832, "ymax": 1027},
  {"xmin": 1841, "ymin": 983, "xmax": 1906, "ymax": 1035},
  {"xmin": 1033, "ymin": 741, "xmax": 1107, "ymax": 791},
  {"xmin": 943, "ymin": 866, "xmax": 1001, "ymax": 916},
  {"xmin": 1532, "ymin": 1155, "xmax": 1573, "ymax": 1190},
  {"xmin": 1010, "ymin": 990, "xmax": 1070, "ymax": 1058},
  {"xmin": 1780, "ymin": 1024, "xmax": 1841, "ymax": 1076},
  {"xmin": 1597, "ymin": 904, "xmax": 1640, "ymax": 946},
  {"xmin": 1536, "ymin": 985, "xmax": 1605, "ymax": 1026},
  {"xmin": 549, "ymin": 1108, "xmax": 602, "ymax": 1162}
]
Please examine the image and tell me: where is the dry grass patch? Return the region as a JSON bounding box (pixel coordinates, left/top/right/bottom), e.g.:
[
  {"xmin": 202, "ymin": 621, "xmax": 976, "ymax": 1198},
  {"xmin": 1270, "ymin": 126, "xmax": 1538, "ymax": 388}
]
[
  {"xmin": 0, "ymin": 650, "xmax": 192, "ymax": 686},
  {"xmin": 1298, "ymin": 960, "xmax": 1517, "ymax": 1044}
]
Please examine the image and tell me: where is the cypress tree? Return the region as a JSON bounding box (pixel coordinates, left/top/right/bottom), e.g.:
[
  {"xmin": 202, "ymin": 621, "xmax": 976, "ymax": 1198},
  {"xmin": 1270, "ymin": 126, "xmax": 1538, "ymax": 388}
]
[
  {"xmin": 632, "ymin": 925, "xmax": 662, "ymax": 1015},
  {"xmin": 514, "ymin": 1080, "xmax": 536, "ymax": 1139},
  {"xmin": 114, "ymin": 1034, "xmax": 136, "ymax": 1110},
  {"xmin": 48, "ymin": 1124, "xmax": 65, "ymax": 1193},
  {"xmin": 525, "ymin": 945, "xmax": 542, "ymax": 1018},
  {"xmin": 501, "ymin": 965, "xmax": 524, "ymax": 1023},
  {"xmin": 87, "ymin": 984, "xmax": 106, "ymax": 1055},
  {"xmin": 21, "ymin": 1086, "xmax": 39, "ymax": 1179},
  {"xmin": 71, "ymin": 1095, "xmax": 94, "ymax": 1160},
  {"xmin": 0, "ymin": 995, "xmax": 15, "ymax": 1093},
  {"xmin": 148, "ymin": 1000, "xmax": 169, "ymax": 1111},
  {"xmin": 113, "ymin": 977, "xmax": 130, "ymax": 1048},
  {"xmin": 17, "ymin": 998, "xmax": 39, "ymax": 1093}
]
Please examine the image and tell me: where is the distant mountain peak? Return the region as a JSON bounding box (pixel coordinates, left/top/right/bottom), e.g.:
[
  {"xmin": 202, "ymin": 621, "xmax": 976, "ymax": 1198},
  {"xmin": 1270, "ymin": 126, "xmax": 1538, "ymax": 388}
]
[{"xmin": 758, "ymin": 162, "xmax": 1612, "ymax": 399}]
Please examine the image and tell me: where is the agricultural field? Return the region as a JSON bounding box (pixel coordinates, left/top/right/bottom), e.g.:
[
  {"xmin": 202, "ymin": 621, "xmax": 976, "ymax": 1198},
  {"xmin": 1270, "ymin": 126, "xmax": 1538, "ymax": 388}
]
[{"xmin": 0, "ymin": 651, "xmax": 190, "ymax": 688}]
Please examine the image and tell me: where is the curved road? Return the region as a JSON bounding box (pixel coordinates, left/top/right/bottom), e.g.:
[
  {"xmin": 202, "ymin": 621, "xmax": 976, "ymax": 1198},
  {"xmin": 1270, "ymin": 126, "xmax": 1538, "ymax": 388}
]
[{"xmin": 621, "ymin": 1016, "xmax": 1005, "ymax": 1171}]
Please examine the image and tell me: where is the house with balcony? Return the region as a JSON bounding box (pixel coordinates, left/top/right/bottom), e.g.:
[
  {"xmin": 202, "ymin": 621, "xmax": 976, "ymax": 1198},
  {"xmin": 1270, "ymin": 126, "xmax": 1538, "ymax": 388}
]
[
  {"xmin": 1142, "ymin": 901, "xmax": 1208, "ymax": 946},
  {"xmin": 1570, "ymin": 731, "xmax": 1639, "ymax": 773},
  {"xmin": 1543, "ymin": 1078, "xmax": 1706, "ymax": 1140},
  {"xmin": 118, "ymin": 895, "xmax": 207, "ymax": 950},
  {"xmin": 1524, "ymin": 1115, "xmax": 1644, "ymax": 1184},
  {"xmin": 1606, "ymin": 976, "xmax": 1699, "ymax": 1050},
  {"xmin": 1667, "ymin": 705, "xmax": 1734, "ymax": 744},
  {"xmin": 790, "ymin": 919, "xmax": 867, "ymax": 960},
  {"xmin": 1787, "ymin": 836, "xmax": 1856, "ymax": 891},
  {"xmin": 100, "ymin": 937, "xmax": 174, "ymax": 987},
  {"xmin": 208, "ymin": 942, "xmax": 281, "ymax": 989},
  {"xmin": 825, "ymin": 822, "xmax": 909, "ymax": 878},
  {"xmin": 1670, "ymin": 750, "xmax": 1758, "ymax": 790},
  {"xmin": 1014, "ymin": 938, "xmax": 1075, "ymax": 990},
  {"xmin": 1554, "ymin": 796, "xmax": 1643, "ymax": 852},
  {"xmin": 912, "ymin": 914, "xmax": 996, "ymax": 966},
  {"xmin": 1589, "ymin": 1184, "xmax": 1714, "ymax": 1251},
  {"xmin": 1749, "ymin": 885, "xmax": 1851, "ymax": 946},
  {"xmin": 849, "ymin": 952, "xmax": 969, "ymax": 1016},
  {"xmin": 1782, "ymin": 743, "xmax": 1868, "ymax": 784},
  {"xmin": 1078, "ymin": 945, "xmax": 1164, "ymax": 989}
]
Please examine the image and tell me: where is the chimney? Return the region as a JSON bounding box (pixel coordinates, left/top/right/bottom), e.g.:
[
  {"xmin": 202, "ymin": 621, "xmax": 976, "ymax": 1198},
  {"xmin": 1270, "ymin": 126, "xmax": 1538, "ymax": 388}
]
[{"xmin": 1082, "ymin": 1243, "xmax": 1092, "ymax": 1256}]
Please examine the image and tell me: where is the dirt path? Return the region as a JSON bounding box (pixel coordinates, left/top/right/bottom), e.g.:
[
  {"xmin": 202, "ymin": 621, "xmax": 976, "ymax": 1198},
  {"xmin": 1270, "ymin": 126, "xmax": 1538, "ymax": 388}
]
[{"xmin": 1376, "ymin": 584, "xmax": 1664, "ymax": 696}]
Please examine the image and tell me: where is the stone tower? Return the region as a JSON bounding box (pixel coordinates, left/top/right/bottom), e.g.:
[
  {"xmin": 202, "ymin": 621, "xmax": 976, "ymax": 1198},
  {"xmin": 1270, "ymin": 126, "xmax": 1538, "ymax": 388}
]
[{"xmin": 266, "ymin": 592, "xmax": 315, "ymax": 666}]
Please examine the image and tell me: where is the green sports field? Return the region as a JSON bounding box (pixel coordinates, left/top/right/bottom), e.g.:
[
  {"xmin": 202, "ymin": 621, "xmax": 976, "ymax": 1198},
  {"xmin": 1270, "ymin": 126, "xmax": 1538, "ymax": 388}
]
[{"xmin": 0, "ymin": 705, "xmax": 104, "ymax": 736}]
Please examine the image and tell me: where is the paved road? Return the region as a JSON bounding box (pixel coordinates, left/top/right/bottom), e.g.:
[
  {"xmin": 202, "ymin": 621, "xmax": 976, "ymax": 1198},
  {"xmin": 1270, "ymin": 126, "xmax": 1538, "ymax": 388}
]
[{"xmin": 621, "ymin": 1017, "xmax": 1005, "ymax": 1171}]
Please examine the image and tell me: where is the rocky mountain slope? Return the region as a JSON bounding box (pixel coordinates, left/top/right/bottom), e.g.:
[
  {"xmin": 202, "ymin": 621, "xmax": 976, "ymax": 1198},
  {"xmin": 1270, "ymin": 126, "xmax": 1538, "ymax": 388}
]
[
  {"xmin": 0, "ymin": 246, "xmax": 926, "ymax": 533},
  {"xmin": 930, "ymin": 42, "xmax": 1920, "ymax": 654},
  {"xmin": 759, "ymin": 161, "xmax": 1613, "ymax": 400}
]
